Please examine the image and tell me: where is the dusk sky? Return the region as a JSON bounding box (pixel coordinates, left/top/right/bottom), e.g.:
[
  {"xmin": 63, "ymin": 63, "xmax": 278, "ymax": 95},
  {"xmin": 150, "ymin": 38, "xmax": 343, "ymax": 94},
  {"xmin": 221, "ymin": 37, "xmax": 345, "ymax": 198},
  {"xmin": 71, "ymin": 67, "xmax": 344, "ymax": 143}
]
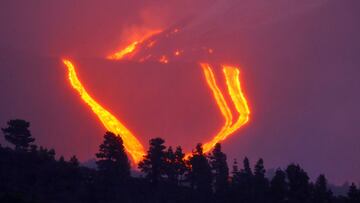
[{"xmin": 1, "ymin": 0, "xmax": 359, "ymax": 185}]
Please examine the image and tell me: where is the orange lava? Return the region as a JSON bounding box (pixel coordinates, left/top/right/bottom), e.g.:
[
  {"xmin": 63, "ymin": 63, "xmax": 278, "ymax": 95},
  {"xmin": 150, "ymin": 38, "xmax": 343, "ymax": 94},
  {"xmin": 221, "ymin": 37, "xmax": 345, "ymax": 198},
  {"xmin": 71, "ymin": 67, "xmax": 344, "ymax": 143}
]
[
  {"xmin": 62, "ymin": 59, "xmax": 145, "ymax": 164},
  {"xmin": 159, "ymin": 55, "xmax": 169, "ymax": 64},
  {"xmin": 107, "ymin": 30, "xmax": 162, "ymax": 60},
  {"xmin": 64, "ymin": 27, "xmax": 250, "ymax": 163},
  {"xmin": 200, "ymin": 64, "xmax": 250, "ymax": 154},
  {"xmin": 174, "ymin": 50, "xmax": 182, "ymax": 56}
]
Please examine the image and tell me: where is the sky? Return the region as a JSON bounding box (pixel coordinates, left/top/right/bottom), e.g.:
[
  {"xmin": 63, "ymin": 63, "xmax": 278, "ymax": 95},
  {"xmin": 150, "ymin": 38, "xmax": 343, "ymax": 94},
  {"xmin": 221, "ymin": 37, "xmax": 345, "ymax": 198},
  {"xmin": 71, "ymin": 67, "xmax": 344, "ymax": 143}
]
[{"xmin": 0, "ymin": 0, "xmax": 359, "ymax": 185}]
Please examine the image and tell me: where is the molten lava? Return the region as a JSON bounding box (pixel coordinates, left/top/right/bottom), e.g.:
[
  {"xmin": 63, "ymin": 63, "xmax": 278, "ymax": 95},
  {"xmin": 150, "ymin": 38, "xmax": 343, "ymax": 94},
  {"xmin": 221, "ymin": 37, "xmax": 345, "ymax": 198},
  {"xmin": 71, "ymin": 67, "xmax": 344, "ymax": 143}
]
[
  {"xmin": 201, "ymin": 64, "xmax": 250, "ymax": 153},
  {"xmin": 62, "ymin": 59, "xmax": 145, "ymax": 163},
  {"xmin": 107, "ymin": 30, "xmax": 162, "ymax": 60},
  {"xmin": 159, "ymin": 55, "xmax": 169, "ymax": 64},
  {"xmin": 63, "ymin": 27, "xmax": 251, "ymax": 164}
]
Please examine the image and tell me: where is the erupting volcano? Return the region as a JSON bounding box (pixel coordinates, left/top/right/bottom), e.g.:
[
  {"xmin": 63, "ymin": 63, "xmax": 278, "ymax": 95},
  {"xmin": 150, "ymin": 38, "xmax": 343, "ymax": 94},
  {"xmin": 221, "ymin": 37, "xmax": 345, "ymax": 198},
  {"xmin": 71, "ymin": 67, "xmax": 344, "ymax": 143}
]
[{"xmin": 62, "ymin": 25, "xmax": 250, "ymax": 164}]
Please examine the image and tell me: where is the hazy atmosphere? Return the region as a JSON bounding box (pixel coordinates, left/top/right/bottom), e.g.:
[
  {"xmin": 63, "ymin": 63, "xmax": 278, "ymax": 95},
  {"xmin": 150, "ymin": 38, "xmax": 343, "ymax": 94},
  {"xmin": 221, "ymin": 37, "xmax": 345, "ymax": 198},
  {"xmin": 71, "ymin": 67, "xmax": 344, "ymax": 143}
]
[{"xmin": 1, "ymin": 0, "xmax": 359, "ymax": 187}]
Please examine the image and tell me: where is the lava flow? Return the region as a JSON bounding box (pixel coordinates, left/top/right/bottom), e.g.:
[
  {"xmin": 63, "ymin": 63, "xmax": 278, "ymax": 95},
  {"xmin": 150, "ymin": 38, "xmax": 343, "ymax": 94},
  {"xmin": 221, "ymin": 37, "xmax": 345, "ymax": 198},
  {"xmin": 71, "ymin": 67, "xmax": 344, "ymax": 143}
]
[
  {"xmin": 62, "ymin": 59, "xmax": 145, "ymax": 163},
  {"xmin": 201, "ymin": 64, "xmax": 250, "ymax": 154},
  {"xmin": 63, "ymin": 27, "xmax": 251, "ymax": 164},
  {"xmin": 107, "ymin": 30, "xmax": 162, "ymax": 60}
]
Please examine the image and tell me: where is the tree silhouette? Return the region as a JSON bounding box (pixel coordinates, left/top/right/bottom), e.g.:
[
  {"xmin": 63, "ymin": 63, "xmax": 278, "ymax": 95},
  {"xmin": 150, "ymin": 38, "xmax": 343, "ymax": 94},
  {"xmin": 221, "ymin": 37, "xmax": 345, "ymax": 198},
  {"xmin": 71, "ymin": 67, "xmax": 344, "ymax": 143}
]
[
  {"xmin": 174, "ymin": 146, "xmax": 187, "ymax": 184},
  {"xmin": 242, "ymin": 157, "xmax": 253, "ymax": 176},
  {"xmin": 286, "ymin": 164, "xmax": 311, "ymax": 203},
  {"xmin": 188, "ymin": 143, "xmax": 213, "ymax": 196},
  {"xmin": 253, "ymin": 158, "xmax": 269, "ymax": 203},
  {"xmin": 165, "ymin": 146, "xmax": 187, "ymax": 185},
  {"xmin": 312, "ymin": 174, "xmax": 333, "ymax": 203},
  {"xmin": 96, "ymin": 131, "xmax": 130, "ymax": 181},
  {"xmin": 1, "ymin": 118, "xmax": 359, "ymax": 203},
  {"xmin": 270, "ymin": 169, "xmax": 288, "ymax": 203},
  {"xmin": 138, "ymin": 137, "xmax": 167, "ymax": 185},
  {"xmin": 235, "ymin": 157, "xmax": 254, "ymax": 202},
  {"xmin": 1, "ymin": 119, "xmax": 35, "ymax": 151},
  {"xmin": 231, "ymin": 159, "xmax": 240, "ymax": 184},
  {"xmin": 347, "ymin": 183, "xmax": 360, "ymax": 203},
  {"xmin": 209, "ymin": 143, "xmax": 229, "ymax": 195},
  {"xmin": 69, "ymin": 155, "xmax": 80, "ymax": 167},
  {"xmin": 165, "ymin": 146, "xmax": 177, "ymax": 183}
]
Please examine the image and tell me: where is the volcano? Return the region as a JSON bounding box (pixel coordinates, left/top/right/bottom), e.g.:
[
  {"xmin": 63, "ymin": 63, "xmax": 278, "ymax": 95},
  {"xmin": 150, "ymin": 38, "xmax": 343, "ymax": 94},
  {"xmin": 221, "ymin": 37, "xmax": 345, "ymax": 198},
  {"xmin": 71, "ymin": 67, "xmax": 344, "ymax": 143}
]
[{"xmin": 0, "ymin": 0, "xmax": 359, "ymax": 184}]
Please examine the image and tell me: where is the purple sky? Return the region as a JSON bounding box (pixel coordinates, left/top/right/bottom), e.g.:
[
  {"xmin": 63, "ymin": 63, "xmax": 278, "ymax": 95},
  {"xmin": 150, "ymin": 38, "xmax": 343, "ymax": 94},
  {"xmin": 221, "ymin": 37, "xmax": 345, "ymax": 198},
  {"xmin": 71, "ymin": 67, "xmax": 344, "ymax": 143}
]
[{"xmin": 0, "ymin": 0, "xmax": 359, "ymax": 184}]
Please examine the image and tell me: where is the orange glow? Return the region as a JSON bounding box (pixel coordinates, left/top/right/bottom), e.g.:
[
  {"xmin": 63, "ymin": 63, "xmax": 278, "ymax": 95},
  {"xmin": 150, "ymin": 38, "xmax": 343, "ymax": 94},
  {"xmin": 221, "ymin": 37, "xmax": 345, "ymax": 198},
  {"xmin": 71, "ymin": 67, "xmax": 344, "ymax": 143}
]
[
  {"xmin": 107, "ymin": 30, "xmax": 162, "ymax": 60},
  {"xmin": 174, "ymin": 50, "xmax": 182, "ymax": 56},
  {"xmin": 159, "ymin": 55, "xmax": 169, "ymax": 64},
  {"xmin": 200, "ymin": 64, "xmax": 250, "ymax": 154},
  {"xmin": 107, "ymin": 41, "xmax": 139, "ymax": 60},
  {"xmin": 147, "ymin": 40, "xmax": 156, "ymax": 48},
  {"xmin": 200, "ymin": 64, "xmax": 233, "ymax": 151},
  {"xmin": 75, "ymin": 26, "xmax": 251, "ymax": 163},
  {"xmin": 62, "ymin": 59, "xmax": 145, "ymax": 164}
]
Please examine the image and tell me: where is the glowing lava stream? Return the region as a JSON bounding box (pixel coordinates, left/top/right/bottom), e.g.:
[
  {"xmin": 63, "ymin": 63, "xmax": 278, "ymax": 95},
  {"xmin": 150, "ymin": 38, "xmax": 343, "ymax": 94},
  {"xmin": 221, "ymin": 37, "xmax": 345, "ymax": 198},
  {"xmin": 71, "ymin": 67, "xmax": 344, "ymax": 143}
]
[
  {"xmin": 63, "ymin": 28, "xmax": 250, "ymax": 162},
  {"xmin": 62, "ymin": 59, "xmax": 145, "ymax": 164},
  {"xmin": 200, "ymin": 64, "xmax": 250, "ymax": 154},
  {"xmin": 107, "ymin": 30, "xmax": 162, "ymax": 60}
]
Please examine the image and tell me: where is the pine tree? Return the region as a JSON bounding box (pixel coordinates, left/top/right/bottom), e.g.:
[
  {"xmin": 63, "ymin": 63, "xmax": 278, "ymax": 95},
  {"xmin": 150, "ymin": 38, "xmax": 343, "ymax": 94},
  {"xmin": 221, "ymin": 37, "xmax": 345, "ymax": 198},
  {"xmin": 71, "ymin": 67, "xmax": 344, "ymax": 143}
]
[
  {"xmin": 231, "ymin": 159, "xmax": 240, "ymax": 185},
  {"xmin": 138, "ymin": 137, "xmax": 167, "ymax": 185},
  {"xmin": 165, "ymin": 146, "xmax": 177, "ymax": 183},
  {"xmin": 253, "ymin": 158, "xmax": 269, "ymax": 203},
  {"xmin": 286, "ymin": 164, "xmax": 311, "ymax": 203},
  {"xmin": 174, "ymin": 146, "xmax": 187, "ymax": 184},
  {"xmin": 254, "ymin": 158, "xmax": 266, "ymax": 178},
  {"xmin": 242, "ymin": 157, "xmax": 253, "ymax": 176},
  {"xmin": 209, "ymin": 143, "xmax": 229, "ymax": 195},
  {"xmin": 236, "ymin": 157, "xmax": 254, "ymax": 202},
  {"xmin": 312, "ymin": 174, "xmax": 332, "ymax": 203},
  {"xmin": 348, "ymin": 183, "xmax": 360, "ymax": 203},
  {"xmin": 270, "ymin": 169, "xmax": 288, "ymax": 203},
  {"xmin": 188, "ymin": 143, "xmax": 213, "ymax": 196},
  {"xmin": 69, "ymin": 155, "xmax": 80, "ymax": 167},
  {"xmin": 164, "ymin": 146, "xmax": 187, "ymax": 185},
  {"xmin": 96, "ymin": 132, "xmax": 130, "ymax": 181},
  {"xmin": 2, "ymin": 119, "xmax": 35, "ymax": 151}
]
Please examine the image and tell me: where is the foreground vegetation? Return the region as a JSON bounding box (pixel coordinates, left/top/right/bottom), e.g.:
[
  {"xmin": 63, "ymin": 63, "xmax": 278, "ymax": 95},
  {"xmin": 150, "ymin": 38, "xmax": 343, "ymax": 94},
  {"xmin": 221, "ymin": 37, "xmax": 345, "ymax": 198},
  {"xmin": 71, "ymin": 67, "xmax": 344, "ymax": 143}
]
[{"xmin": 0, "ymin": 119, "xmax": 359, "ymax": 203}]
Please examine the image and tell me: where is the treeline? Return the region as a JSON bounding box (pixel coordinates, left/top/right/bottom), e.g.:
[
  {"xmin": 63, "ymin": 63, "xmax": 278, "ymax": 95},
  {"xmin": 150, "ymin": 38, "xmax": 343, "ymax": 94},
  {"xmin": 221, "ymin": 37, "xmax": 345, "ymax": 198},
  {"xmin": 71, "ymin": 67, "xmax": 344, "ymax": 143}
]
[{"xmin": 0, "ymin": 119, "xmax": 359, "ymax": 203}]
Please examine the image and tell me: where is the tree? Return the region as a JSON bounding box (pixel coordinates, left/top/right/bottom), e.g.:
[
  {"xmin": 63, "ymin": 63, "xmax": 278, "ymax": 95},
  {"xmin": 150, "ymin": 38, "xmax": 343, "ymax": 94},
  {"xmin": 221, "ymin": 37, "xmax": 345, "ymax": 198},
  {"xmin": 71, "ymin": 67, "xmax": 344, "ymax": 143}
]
[
  {"xmin": 96, "ymin": 132, "xmax": 130, "ymax": 181},
  {"xmin": 209, "ymin": 143, "xmax": 229, "ymax": 195},
  {"xmin": 237, "ymin": 157, "xmax": 254, "ymax": 202},
  {"xmin": 2, "ymin": 119, "xmax": 35, "ymax": 151},
  {"xmin": 138, "ymin": 137, "xmax": 167, "ymax": 185},
  {"xmin": 38, "ymin": 146, "xmax": 56, "ymax": 160},
  {"xmin": 164, "ymin": 146, "xmax": 187, "ymax": 185},
  {"xmin": 286, "ymin": 164, "xmax": 311, "ymax": 203},
  {"xmin": 174, "ymin": 146, "xmax": 187, "ymax": 184},
  {"xmin": 231, "ymin": 159, "xmax": 240, "ymax": 185},
  {"xmin": 312, "ymin": 174, "xmax": 332, "ymax": 203},
  {"xmin": 270, "ymin": 169, "xmax": 288, "ymax": 203},
  {"xmin": 187, "ymin": 143, "xmax": 213, "ymax": 196},
  {"xmin": 254, "ymin": 158, "xmax": 266, "ymax": 178},
  {"xmin": 242, "ymin": 157, "xmax": 253, "ymax": 176},
  {"xmin": 59, "ymin": 156, "xmax": 65, "ymax": 163},
  {"xmin": 347, "ymin": 183, "xmax": 360, "ymax": 203},
  {"xmin": 253, "ymin": 158, "xmax": 269, "ymax": 203},
  {"xmin": 69, "ymin": 155, "xmax": 80, "ymax": 167},
  {"xmin": 165, "ymin": 146, "xmax": 177, "ymax": 183}
]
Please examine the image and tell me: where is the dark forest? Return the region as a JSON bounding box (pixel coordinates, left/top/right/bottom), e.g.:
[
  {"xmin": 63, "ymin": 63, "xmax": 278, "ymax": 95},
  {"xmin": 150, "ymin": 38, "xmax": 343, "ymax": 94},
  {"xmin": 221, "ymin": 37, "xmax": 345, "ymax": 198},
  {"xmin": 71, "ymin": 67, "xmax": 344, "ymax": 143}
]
[{"xmin": 0, "ymin": 119, "xmax": 359, "ymax": 203}]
